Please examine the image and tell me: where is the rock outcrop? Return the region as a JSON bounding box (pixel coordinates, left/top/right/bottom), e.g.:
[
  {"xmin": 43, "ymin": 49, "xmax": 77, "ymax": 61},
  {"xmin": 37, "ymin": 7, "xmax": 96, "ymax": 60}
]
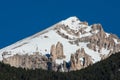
[
  {"xmin": 50, "ymin": 44, "xmax": 57, "ymax": 61},
  {"xmin": 3, "ymin": 52, "xmax": 48, "ymax": 70},
  {"xmin": 50, "ymin": 42, "xmax": 65, "ymax": 61},
  {"xmin": 56, "ymin": 42, "xmax": 65, "ymax": 59},
  {"xmin": 70, "ymin": 48, "xmax": 93, "ymax": 71}
]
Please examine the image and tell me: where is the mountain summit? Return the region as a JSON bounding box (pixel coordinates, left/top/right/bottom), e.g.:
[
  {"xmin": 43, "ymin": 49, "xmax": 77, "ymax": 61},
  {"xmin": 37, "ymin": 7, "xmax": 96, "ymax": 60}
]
[{"xmin": 0, "ymin": 16, "xmax": 120, "ymax": 72}]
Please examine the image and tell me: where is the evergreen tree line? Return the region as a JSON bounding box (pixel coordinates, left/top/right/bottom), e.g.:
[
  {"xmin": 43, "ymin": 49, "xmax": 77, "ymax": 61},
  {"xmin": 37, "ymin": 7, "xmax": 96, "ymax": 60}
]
[{"xmin": 0, "ymin": 52, "xmax": 120, "ymax": 80}]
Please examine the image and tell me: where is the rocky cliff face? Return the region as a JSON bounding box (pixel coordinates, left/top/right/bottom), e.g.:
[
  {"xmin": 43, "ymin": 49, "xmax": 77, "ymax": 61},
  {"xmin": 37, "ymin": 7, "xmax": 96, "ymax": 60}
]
[
  {"xmin": 3, "ymin": 52, "xmax": 48, "ymax": 70},
  {"xmin": 50, "ymin": 42, "xmax": 65, "ymax": 61},
  {"xmin": 70, "ymin": 48, "xmax": 93, "ymax": 71},
  {"xmin": 0, "ymin": 16, "xmax": 120, "ymax": 72}
]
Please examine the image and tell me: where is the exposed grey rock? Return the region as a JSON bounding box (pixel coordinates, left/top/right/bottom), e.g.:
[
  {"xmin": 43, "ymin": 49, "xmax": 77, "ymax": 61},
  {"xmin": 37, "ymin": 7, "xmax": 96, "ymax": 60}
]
[
  {"xmin": 70, "ymin": 54, "xmax": 76, "ymax": 71},
  {"xmin": 56, "ymin": 42, "xmax": 65, "ymax": 59},
  {"xmin": 3, "ymin": 53, "xmax": 48, "ymax": 70},
  {"xmin": 91, "ymin": 24, "xmax": 103, "ymax": 31},
  {"xmin": 50, "ymin": 44, "xmax": 57, "ymax": 61},
  {"xmin": 70, "ymin": 48, "xmax": 93, "ymax": 71},
  {"xmin": 50, "ymin": 42, "xmax": 65, "ymax": 60}
]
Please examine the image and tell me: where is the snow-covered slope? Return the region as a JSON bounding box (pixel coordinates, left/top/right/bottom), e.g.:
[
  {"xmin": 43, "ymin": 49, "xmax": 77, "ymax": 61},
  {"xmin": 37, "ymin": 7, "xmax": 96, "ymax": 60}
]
[{"xmin": 0, "ymin": 16, "xmax": 119, "ymax": 65}]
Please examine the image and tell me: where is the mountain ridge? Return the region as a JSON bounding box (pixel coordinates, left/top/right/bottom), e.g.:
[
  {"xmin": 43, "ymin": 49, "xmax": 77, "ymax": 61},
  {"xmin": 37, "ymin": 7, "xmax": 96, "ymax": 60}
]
[{"xmin": 0, "ymin": 16, "xmax": 120, "ymax": 72}]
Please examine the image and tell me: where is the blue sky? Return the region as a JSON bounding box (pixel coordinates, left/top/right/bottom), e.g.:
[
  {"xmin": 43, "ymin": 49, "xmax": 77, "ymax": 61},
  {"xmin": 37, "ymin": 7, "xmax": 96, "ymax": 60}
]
[{"xmin": 0, "ymin": 0, "xmax": 120, "ymax": 48}]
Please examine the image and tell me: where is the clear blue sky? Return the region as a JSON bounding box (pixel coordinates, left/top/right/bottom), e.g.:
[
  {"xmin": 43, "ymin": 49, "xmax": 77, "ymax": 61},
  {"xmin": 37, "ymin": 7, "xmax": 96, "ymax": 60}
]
[{"xmin": 0, "ymin": 0, "xmax": 120, "ymax": 48}]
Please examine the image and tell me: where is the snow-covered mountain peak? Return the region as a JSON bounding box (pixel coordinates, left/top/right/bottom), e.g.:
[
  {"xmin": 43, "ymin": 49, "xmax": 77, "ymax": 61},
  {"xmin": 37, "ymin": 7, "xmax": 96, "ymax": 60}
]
[
  {"xmin": 61, "ymin": 16, "xmax": 84, "ymax": 31},
  {"xmin": 0, "ymin": 16, "xmax": 120, "ymax": 72},
  {"xmin": 63, "ymin": 16, "xmax": 79, "ymax": 22}
]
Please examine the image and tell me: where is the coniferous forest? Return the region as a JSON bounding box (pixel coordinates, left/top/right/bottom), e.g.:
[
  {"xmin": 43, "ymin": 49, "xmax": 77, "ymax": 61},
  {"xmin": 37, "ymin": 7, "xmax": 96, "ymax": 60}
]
[{"xmin": 0, "ymin": 52, "xmax": 120, "ymax": 80}]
